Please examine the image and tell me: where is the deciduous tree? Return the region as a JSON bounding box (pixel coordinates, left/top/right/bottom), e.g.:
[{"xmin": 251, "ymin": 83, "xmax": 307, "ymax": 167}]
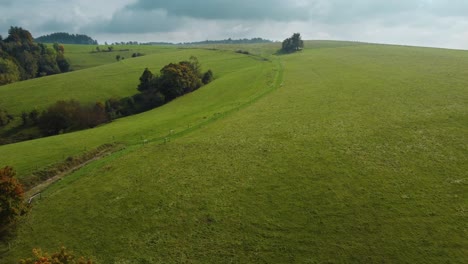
[
  {"xmin": 0, "ymin": 108, "xmax": 14, "ymax": 126},
  {"xmin": 0, "ymin": 166, "xmax": 28, "ymax": 234},
  {"xmin": 202, "ymin": 69, "xmax": 214, "ymax": 84},
  {"xmin": 281, "ymin": 33, "xmax": 304, "ymax": 53},
  {"xmin": 137, "ymin": 68, "xmax": 154, "ymax": 92},
  {"xmin": 0, "ymin": 57, "xmax": 20, "ymax": 85}
]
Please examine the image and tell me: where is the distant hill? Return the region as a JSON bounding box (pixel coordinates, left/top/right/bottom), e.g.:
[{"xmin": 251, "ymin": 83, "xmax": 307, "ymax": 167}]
[
  {"xmin": 36, "ymin": 32, "xmax": 98, "ymax": 45},
  {"xmin": 140, "ymin": 38, "xmax": 274, "ymax": 46}
]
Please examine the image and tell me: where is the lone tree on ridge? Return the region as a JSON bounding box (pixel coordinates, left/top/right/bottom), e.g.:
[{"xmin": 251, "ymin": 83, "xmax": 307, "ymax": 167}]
[{"xmin": 281, "ymin": 33, "xmax": 304, "ymax": 53}]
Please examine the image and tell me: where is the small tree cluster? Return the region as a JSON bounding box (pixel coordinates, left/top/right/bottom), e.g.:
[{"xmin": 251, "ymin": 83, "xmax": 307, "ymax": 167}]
[
  {"xmin": 281, "ymin": 33, "xmax": 304, "ymax": 53},
  {"xmin": 102, "ymin": 57, "xmax": 214, "ymax": 120},
  {"xmin": 0, "ymin": 108, "xmax": 14, "ymax": 126},
  {"xmin": 95, "ymin": 46, "xmax": 115, "ymax": 53},
  {"xmin": 36, "ymin": 32, "xmax": 98, "ymax": 45},
  {"xmin": 37, "ymin": 100, "xmax": 108, "ymax": 135},
  {"xmin": 4, "ymin": 57, "xmax": 214, "ymax": 141},
  {"xmin": 138, "ymin": 56, "xmax": 212, "ymax": 101},
  {"xmin": 104, "ymin": 96, "xmax": 144, "ymax": 120},
  {"xmin": 21, "ymin": 109, "xmax": 40, "ymax": 126},
  {"xmin": 19, "ymin": 247, "xmax": 93, "ymax": 264},
  {"xmin": 0, "ymin": 166, "xmax": 28, "ymax": 234},
  {"xmin": 235, "ymin": 50, "xmax": 250, "ymax": 55}
]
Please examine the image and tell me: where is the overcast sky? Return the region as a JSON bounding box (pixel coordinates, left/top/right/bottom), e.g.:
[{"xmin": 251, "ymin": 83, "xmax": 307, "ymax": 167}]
[{"xmin": 1, "ymin": 0, "xmax": 467, "ymax": 49}]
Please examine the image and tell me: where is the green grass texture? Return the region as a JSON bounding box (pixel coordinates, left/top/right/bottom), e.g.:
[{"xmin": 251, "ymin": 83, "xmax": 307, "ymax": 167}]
[
  {"xmin": 1, "ymin": 42, "xmax": 467, "ymax": 263},
  {"xmin": 0, "ymin": 46, "xmax": 214, "ymax": 116},
  {"xmin": 0, "ymin": 47, "xmax": 278, "ymax": 177}
]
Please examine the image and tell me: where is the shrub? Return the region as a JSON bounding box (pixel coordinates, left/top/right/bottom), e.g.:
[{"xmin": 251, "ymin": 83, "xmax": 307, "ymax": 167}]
[
  {"xmin": 0, "ymin": 166, "xmax": 28, "ymax": 234},
  {"xmin": 0, "ymin": 108, "xmax": 14, "ymax": 126},
  {"xmin": 0, "ymin": 57, "xmax": 21, "ymax": 85},
  {"xmin": 235, "ymin": 50, "xmax": 250, "ymax": 55},
  {"xmin": 29, "ymin": 109, "xmax": 40, "ymax": 125},
  {"xmin": 202, "ymin": 70, "xmax": 214, "ymax": 84},
  {"xmin": 38, "ymin": 100, "xmax": 109, "ymax": 135},
  {"xmin": 19, "ymin": 247, "xmax": 93, "ymax": 264}
]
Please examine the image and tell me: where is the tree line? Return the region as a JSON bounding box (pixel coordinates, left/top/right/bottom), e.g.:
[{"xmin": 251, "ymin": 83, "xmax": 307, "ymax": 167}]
[
  {"xmin": 36, "ymin": 32, "xmax": 98, "ymax": 45},
  {"xmin": 140, "ymin": 37, "xmax": 273, "ymax": 46},
  {"xmin": 15, "ymin": 56, "xmax": 213, "ymax": 138},
  {"xmin": 180, "ymin": 37, "xmax": 273, "ymax": 45},
  {"xmin": 0, "ymin": 27, "xmax": 70, "ymax": 86}
]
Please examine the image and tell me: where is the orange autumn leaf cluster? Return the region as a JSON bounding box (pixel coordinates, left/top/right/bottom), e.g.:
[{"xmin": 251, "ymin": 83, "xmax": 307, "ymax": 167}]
[{"xmin": 19, "ymin": 247, "xmax": 93, "ymax": 264}]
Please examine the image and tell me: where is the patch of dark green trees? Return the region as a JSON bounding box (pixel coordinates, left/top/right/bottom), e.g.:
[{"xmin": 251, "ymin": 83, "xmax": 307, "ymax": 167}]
[
  {"xmin": 7, "ymin": 56, "xmax": 213, "ymax": 140},
  {"xmin": 281, "ymin": 33, "xmax": 304, "ymax": 53},
  {"xmin": 0, "ymin": 27, "xmax": 70, "ymax": 86}
]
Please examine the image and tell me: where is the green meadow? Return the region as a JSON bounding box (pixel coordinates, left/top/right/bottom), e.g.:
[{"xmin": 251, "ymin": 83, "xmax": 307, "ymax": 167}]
[
  {"xmin": 1, "ymin": 42, "xmax": 467, "ymax": 263},
  {"xmin": 0, "ymin": 47, "xmax": 217, "ymax": 116},
  {"xmin": 0, "ymin": 47, "xmax": 276, "ymax": 177},
  {"xmin": 64, "ymin": 44, "xmax": 181, "ymax": 70}
]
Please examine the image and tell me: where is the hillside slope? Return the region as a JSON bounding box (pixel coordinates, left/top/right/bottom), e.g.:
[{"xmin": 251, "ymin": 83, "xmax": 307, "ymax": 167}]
[
  {"xmin": 0, "ymin": 47, "xmax": 207, "ymax": 116},
  {"xmin": 2, "ymin": 42, "xmax": 467, "ymax": 263},
  {"xmin": 0, "ymin": 48, "xmax": 277, "ymax": 177}
]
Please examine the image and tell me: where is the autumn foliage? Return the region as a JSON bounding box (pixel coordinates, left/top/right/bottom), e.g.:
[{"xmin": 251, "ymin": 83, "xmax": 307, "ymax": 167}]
[
  {"xmin": 0, "ymin": 166, "xmax": 28, "ymax": 233},
  {"xmin": 19, "ymin": 247, "xmax": 93, "ymax": 264}
]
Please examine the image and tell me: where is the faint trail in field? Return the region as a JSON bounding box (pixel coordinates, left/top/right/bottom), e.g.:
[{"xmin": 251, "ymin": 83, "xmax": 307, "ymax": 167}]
[{"xmin": 26, "ymin": 148, "xmax": 116, "ymax": 201}]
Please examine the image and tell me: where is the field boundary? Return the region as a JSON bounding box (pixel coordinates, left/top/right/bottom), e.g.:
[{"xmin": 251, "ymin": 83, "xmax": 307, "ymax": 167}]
[{"xmin": 24, "ymin": 143, "xmax": 125, "ymax": 199}]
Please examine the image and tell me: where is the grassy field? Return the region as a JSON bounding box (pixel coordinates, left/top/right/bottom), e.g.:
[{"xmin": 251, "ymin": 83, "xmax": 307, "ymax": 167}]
[
  {"xmin": 0, "ymin": 47, "xmax": 278, "ymax": 177},
  {"xmin": 64, "ymin": 44, "xmax": 181, "ymax": 71},
  {"xmin": 0, "ymin": 47, "xmax": 216, "ymax": 116},
  {"xmin": 1, "ymin": 42, "xmax": 467, "ymax": 263}
]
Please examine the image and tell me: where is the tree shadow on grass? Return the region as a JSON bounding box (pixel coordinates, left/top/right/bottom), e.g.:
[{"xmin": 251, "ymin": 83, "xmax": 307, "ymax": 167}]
[{"xmin": 274, "ymin": 49, "xmax": 303, "ymax": 56}]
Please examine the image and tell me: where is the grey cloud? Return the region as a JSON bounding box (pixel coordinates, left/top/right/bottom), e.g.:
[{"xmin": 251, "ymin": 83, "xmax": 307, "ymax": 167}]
[
  {"xmin": 88, "ymin": 9, "xmax": 183, "ymax": 34},
  {"xmin": 128, "ymin": 0, "xmax": 310, "ymax": 21},
  {"xmin": 1, "ymin": 0, "xmax": 468, "ymax": 49},
  {"xmin": 125, "ymin": 0, "xmax": 468, "ymax": 25},
  {"xmin": 0, "ymin": 0, "xmax": 13, "ymax": 6},
  {"xmin": 37, "ymin": 20, "xmax": 77, "ymax": 34},
  {"xmin": 426, "ymin": 0, "xmax": 468, "ymax": 17},
  {"xmin": 309, "ymin": 0, "xmax": 420, "ymax": 23}
]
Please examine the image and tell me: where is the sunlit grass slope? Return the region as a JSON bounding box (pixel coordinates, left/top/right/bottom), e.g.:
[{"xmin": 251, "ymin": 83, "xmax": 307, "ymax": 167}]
[
  {"xmin": 0, "ymin": 49, "xmax": 277, "ymax": 177},
  {"xmin": 0, "ymin": 47, "xmax": 216, "ymax": 116},
  {"xmin": 64, "ymin": 44, "xmax": 180, "ymax": 70},
  {"xmin": 3, "ymin": 42, "xmax": 467, "ymax": 263}
]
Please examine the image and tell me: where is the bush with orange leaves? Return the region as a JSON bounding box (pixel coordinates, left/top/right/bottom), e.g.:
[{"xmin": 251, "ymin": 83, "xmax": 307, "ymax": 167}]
[
  {"xmin": 0, "ymin": 166, "xmax": 28, "ymax": 234},
  {"xmin": 19, "ymin": 247, "xmax": 93, "ymax": 264}
]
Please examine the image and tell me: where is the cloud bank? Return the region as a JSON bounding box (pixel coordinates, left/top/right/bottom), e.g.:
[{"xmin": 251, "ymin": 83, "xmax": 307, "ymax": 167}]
[{"xmin": 0, "ymin": 0, "xmax": 467, "ymax": 49}]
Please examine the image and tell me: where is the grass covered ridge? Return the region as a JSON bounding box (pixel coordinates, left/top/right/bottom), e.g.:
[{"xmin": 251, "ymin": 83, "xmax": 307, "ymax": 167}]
[{"xmin": 1, "ymin": 42, "xmax": 467, "ymax": 263}]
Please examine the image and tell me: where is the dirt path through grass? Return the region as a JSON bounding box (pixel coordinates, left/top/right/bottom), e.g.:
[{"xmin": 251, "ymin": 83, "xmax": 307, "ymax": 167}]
[{"xmin": 25, "ymin": 147, "xmax": 117, "ymax": 200}]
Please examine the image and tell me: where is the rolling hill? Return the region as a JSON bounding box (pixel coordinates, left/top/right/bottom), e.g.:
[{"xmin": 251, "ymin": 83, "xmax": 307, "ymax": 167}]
[
  {"xmin": 0, "ymin": 47, "xmax": 277, "ymax": 177},
  {"xmin": 1, "ymin": 42, "xmax": 466, "ymax": 263}
]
